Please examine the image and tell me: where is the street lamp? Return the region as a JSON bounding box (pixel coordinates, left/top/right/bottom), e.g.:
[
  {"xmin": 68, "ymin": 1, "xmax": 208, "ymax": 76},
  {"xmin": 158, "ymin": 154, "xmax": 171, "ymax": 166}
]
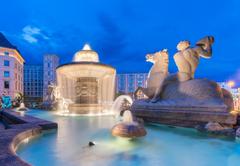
[{"xmin": 227, "ymin": 80, "xmax": 235, "ymax": 89}]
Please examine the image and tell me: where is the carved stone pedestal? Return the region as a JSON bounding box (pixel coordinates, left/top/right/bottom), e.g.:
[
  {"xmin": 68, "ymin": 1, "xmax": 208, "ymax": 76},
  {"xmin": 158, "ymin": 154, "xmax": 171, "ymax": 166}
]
[{"xmin": 131, "ymin": 100, "xmax": 237, "ymax": 128}]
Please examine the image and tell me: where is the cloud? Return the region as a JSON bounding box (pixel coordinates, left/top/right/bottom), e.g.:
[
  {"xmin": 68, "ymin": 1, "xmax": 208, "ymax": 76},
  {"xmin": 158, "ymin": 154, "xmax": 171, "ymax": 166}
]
[{"xmin": 22, "ymin": 25, "xmax": 49, "ymax": 43}]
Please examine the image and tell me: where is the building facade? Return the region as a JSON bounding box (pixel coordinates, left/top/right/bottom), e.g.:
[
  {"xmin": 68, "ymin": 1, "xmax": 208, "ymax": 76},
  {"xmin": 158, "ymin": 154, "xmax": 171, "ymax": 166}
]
[
  {"xmin": 0, "ymin": 33, "xmax": 24, "ymax": 99},
  {"xmin": 116, "ymin": 73, "xmax": 148, "ymax": 94},
  {"xmin": 23, "ymin": 65, "xmax": 43, "ymax": 106},
  {"xmin": 218, "ymin": 82, "xmax": 240, "ymax": 111},
  {"xmin": 43, "ymin": 54, "xmax": 59, "ymax": 100}
]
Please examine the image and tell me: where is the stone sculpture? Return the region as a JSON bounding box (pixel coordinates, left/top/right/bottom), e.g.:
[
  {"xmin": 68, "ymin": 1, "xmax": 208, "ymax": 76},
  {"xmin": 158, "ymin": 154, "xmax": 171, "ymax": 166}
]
[
  {"xmin": 135, "ymin": 36, "xmax": 215, "ymax": 102},
  {"xmin": 131, "ymin": 36, "xmax": 237, "ymax": 129},
  {"xmin": 171, "ymin": 36, "xmax": 214, "ymax": 82},
  {"xmin": 134, "ymin": 49, "xmax": 169, "ymax": 102},
  {"xmin": 49, "ymin": 84, "xmax": 61, "ymax": 101}
]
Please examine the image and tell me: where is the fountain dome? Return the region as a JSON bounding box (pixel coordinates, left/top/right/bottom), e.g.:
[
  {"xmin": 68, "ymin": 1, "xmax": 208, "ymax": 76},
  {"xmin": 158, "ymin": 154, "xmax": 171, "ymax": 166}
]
[
  {"xmin": 56, "ymin": 44, "xmax": 116, "ymax": 114},
  {"xmin": 73, "ymin": 44, "xmax": 99, "ymax": 62}
]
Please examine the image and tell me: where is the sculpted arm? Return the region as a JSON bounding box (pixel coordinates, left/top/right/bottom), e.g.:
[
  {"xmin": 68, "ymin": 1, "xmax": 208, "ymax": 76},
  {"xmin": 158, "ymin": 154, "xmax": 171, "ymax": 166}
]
[
  {"xmin": 193, "ymin": 46, "xmax": 212, "ymax": 58},
  {"xmin": 194, "ymin": 36, "xmax": 214, "ymax": 58}
]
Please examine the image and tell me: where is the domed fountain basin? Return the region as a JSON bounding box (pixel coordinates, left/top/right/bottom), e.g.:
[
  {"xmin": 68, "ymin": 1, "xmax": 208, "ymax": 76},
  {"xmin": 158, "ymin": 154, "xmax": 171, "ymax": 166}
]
[{"xmin": 16, "ymin": 109, "xmax": 240, "ymax": 166}]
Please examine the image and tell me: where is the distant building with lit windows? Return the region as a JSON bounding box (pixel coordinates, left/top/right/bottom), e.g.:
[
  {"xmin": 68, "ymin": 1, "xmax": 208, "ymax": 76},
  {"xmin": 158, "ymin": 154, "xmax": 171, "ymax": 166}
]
[
  {"xmin": 116, "ymin": 73, "xmax": 148, "ymax": 95},
  {"xmin": 43, "ymin": 54, "xmax": 59, "ymax": 100},
  {"xmin": 218, "ymin": 82, "xmax": 240, "ymax": 111},
  {"xmin": 23, "ymin": 65, "xmax": 43, "ymax": 106},
  {"xmin": 115, "ymin": 76, "xmax": 240, "ymax": 110},
  {"xmin": 0, "ymin": 32, "xmax": 24, "ymax": 99}
]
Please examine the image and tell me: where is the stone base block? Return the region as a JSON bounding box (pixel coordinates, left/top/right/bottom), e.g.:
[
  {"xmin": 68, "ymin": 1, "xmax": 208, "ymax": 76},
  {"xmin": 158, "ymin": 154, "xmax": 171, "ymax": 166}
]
[{"xmin": 131, "ymin": 101, "xmax": 237, "ymax": 128}]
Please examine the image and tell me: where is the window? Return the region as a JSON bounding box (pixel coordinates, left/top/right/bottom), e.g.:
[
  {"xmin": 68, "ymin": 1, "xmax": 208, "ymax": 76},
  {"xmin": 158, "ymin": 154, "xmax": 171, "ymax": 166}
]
[
  {"xmin": 4, "ymin": 81, "xmax": 9, "ymax": 89},
  {"xmin": 4, "ymin": 60, "xmax": 10, "ymax": 66},
  {"xmin": 4, "ymin": 71, "xmax": 10, "ymax": 77},
  {"xmin": 4, "ymin": 52, "xmax": 9, "ymax": 56}
]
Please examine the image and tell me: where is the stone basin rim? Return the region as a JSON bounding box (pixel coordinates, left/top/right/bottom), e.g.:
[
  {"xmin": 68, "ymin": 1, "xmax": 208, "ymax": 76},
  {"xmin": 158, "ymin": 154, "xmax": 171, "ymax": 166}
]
[{"xmin": 0, "ymin": 110, "xmax": 58, "ymax": 166}]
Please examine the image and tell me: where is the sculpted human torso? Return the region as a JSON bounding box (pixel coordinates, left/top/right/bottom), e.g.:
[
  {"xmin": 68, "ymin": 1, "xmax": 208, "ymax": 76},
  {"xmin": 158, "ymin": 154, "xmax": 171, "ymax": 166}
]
[{"xmin": 173, "ymin": 44, "xmax": 199, "ymax": 81}]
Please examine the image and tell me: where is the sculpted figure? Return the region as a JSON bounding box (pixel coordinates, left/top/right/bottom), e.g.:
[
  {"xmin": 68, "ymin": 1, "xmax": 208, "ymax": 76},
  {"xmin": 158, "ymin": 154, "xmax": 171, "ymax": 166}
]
[
  {"xmin": 171, "ymin": 36, "xmax": 214, "ymax": 82},
  {"xmin": 134, "ymin": 49, "xmax": 169, "ymax": 102},
  {"xmin": 48, "ymin": 83, "xmax": 61, "ymax": 102},
  {"xmin": 134, "ymin": 36, "xmax": 214, "ymax": 103}
]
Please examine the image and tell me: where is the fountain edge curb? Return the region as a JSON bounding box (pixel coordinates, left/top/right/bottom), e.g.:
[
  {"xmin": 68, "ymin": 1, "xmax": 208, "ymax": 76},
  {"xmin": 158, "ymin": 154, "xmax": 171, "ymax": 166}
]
[{"xmin": 0, "ymin": 110, "xmax": 58, "ymax": 166}]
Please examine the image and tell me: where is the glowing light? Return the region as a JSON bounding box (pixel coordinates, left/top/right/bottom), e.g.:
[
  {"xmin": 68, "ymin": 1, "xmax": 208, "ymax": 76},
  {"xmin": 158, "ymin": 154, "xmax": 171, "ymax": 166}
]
[
  {"xmin": 227, "ymin": 80, "xmax": 235, "ymax": 88},
  {"xmin": 73, "ymin": 43, "xmax": 99, "ymax": 62},
  {"xmin": 82, "ymin": 43, "xmax": 91, "ymax": 50}
]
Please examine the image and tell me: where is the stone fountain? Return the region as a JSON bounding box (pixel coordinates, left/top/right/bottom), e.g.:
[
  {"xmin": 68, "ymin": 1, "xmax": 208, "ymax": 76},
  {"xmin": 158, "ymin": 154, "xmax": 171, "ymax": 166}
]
[
  {"xmin": 56, "ymin": 44, "xmax": 116, "ymax": 114},
  {"xmin": 132, "ymin": 36, "xmax": 238, "ymax": 129},
  {"xmin": 111, "ymin": 110, "xmax": 147, "ymax": 138},
  {"xmin": 110, "ymin": 95, "xmax": 133, "ymax": 116}
]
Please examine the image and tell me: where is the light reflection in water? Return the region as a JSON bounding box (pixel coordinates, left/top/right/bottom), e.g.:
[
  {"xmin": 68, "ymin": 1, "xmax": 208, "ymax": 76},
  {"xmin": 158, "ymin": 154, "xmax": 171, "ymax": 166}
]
[{"xmin": 16, "ymin": 109, "xmax": 240, "ymax": 166}]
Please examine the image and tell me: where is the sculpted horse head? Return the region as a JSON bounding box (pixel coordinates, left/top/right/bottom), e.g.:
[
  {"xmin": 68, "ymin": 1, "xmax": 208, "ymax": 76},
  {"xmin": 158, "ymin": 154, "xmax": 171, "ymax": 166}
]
[{"xmin": 146, "ymin": 49, "xmax": 169, "ymax": 73}]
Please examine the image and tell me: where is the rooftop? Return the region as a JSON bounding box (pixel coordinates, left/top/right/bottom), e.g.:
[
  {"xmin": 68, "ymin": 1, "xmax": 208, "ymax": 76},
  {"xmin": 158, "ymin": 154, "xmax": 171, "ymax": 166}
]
[{"xmin": 0, "ymin": 32, "xmax": 23, "ymax": 58}]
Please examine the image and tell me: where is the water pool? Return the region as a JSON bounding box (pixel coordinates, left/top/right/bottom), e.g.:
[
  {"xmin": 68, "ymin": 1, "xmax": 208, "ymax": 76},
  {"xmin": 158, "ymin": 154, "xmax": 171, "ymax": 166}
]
[{"xmin": 17, "ymin": 109, "xmax": 240, "ymax": 166}]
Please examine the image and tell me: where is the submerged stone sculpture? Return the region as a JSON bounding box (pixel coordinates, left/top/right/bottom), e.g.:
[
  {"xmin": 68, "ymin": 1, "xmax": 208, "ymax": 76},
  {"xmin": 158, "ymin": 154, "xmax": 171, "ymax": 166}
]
[{"xmin": 132, "ymin": 36, "xmax": 237, "ymax": 128}]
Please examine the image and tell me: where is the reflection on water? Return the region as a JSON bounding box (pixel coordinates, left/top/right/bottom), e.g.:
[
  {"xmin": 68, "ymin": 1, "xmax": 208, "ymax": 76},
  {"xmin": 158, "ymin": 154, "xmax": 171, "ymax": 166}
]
[{"xmin": 17, "ymin": 109, "xmax": 240, "ymax": 166}]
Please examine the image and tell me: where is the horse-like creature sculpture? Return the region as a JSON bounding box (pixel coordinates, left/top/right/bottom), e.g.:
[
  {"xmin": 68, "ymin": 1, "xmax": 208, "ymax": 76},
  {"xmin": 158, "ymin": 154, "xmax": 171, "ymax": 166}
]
[
  {"xmin": 134, "ymin": 49, "xmax": 169, "ymax": 102},
  {"xmin": 131, "ymin": 36, "xmax": 236, "ymax": 128},
  {"xmin": 134, "ymin": 36, "xmax": 215, "ymax": 103}
]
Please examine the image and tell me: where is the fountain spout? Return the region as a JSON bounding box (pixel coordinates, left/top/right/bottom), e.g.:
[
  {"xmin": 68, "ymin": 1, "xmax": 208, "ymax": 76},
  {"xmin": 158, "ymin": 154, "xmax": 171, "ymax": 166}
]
[
  {"xmin": 122, "ymin": 110, "xmax": 134, "ymax": 124},
  {"xmin": 111, "ymin": 110, "xmax": 147, "ymax": 139},
  {"xmin": 111, "ymin": 95, "xmax": 133, "ymax": 116}
]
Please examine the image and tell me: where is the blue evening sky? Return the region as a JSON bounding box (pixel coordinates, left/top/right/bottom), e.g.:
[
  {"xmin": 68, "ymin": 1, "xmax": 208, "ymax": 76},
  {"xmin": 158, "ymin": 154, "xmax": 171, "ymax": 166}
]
[{"xmin": 0, "ymin": 0, "xmax": 239, "ymax": 83}]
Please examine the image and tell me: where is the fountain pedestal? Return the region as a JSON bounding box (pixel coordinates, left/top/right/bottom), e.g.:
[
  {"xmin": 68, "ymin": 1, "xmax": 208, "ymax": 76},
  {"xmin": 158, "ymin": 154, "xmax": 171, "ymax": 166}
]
[
  {"xmin": 111, "ymin": 110, "xmax": 147, "ymax": 138},
  {"xmin": 131, "ymin": 79, "xmax": 238, "ymax": 128},
  {"xmin": 131, "ymin": 100, "xmax": 237, "ymax": 128},
  {"xmin": 112, "ymin": 123, "xmax": 147, "ymax": 138}
]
